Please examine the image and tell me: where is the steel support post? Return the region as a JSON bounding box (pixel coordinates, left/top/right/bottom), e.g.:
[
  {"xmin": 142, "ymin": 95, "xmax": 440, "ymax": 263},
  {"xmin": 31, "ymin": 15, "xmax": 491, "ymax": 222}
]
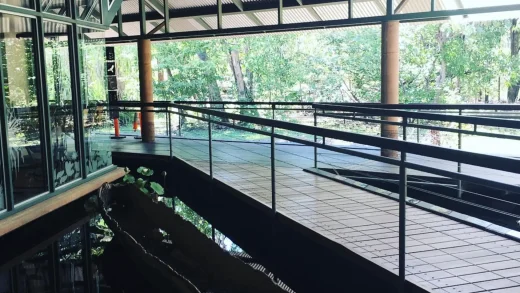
[
  {"xmin": 381, "ymin": 20, "xmax": 400, "ymax": 158},
  {"xmin": 458, "ymin": 109, "xmax": 463, "ymax": 198},
  {"xmin": 314, "ymin": 108, "xmax": 318, "ymax": 168},
  {"xmin": 209, "ymin": 118, "xmax": 213, "ymax": 179},
  {"xmin": 399, "ymin": 118, "xmax": 407, "ymax": 293}
]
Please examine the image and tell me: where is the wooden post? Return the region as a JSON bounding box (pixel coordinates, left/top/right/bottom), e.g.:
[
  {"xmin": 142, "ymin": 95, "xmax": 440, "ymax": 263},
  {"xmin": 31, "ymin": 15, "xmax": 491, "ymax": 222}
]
[
  {"xmin": 381, "ymin": 21, "xmax": 400, "ymax": 158},
  {"xmin": 138, "ymin": 39, "xmax": 155, "ymax": 142}
]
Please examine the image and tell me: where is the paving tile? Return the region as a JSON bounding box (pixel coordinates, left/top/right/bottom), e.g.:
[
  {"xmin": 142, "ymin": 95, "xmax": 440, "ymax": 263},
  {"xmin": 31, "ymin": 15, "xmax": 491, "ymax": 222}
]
[
  {"xmin": 460, "ymin": 272, "xmax": 502, "ymax": 283},
  {"xmin": 479, "ymin": 260, "xmax": 520, "ymax": 271},
  {"xmin": 156, "ymin": 141, "xmax": 520, "ymax": 293},
  {"xmin": 489, "ymin": 287, "xmax": 520, "ymax": 293},
  {"xmin": 442, "ymin": 283, "xmax": 486, "ymax": 293},
  {"xmin": 475, "ymin": 278, "xmax": 519, "ymax": 291}
]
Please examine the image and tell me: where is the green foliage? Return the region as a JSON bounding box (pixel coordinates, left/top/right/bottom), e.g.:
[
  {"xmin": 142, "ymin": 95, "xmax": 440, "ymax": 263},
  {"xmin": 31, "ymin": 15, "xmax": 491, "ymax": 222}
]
[
  {"xmin": 123, "ymin": 166, "xmax": 164, "ymax": 197},
  {"xmin": 114, "ymin": 19, "xmax": 520, "ymax": 106}
]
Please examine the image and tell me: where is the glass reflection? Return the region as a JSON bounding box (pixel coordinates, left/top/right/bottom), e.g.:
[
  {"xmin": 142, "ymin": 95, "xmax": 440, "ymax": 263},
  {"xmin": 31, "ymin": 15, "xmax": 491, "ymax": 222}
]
[
  {"xmin": 79, "ymin": 28, "xmax": 112, "ymax": 174},
  {"xmin": 44, "ymin": 22, "xmax": 81, "ymax": 187},
  {"xmin": 76, "ymin": 0, "xmax": 101, "ymax": 24},
  {"xmin": 16, "ymin": 248, "xmax": 52, "ymax": 293},
  {"xmin": 42, "ymin": 0, "xmax": 68, "ymax": 17},
  {"xmin": 0, "ymin": 269, "xmax": 10, "ymax": 293},
  {"xmin": 0, "ymin": 0, "xmax": 32, "ymax": 8},
  {"xmin": 0, "ymin": 14, "xmax": 48, "ymax": 204},
  {"xmin": 58, "ymin": 228, "xmax": 85, "ymax": 292}
]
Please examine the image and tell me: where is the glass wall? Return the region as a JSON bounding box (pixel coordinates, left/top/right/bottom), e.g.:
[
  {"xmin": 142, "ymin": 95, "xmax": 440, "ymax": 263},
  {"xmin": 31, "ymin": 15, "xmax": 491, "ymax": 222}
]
[
  {"xmin": 0, "ymin": 14, "xmax": 48, "ymax": 205},
  {"xmin": 77, "ymin": 0, "xmax": 101, "ymax": 24},
  {"xmin": 43, "ymin": 0, "xmax": 68, "ymax": 17},
  {"xmin": 0, "ymin": 0, "xmax": 32, "ymax": 8},
  {"xmin": 44, "ymin": 22, "xmax": 81, "ymax": 187},
  {"xmin": 79, "ymin": 28, "xmax": 112, "ymax": 174},
  {"xmin": 0, "ymin": 1, "xmax": 115, "ymax": 216}
]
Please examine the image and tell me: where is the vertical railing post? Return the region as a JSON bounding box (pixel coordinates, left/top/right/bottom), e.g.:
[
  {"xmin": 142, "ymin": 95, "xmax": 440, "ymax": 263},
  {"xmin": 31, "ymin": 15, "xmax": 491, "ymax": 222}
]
[
  {"xmin": 208, "ymin": 116, "xmax": 213, "ymax": 179},
  {"xmin": 178, "ymin": 109, "xmax": 182, "ymax": 137},
  {"xmin": 272, "ymin": 104, "xmax": 276, "ymax": 120},
  {"xmin": 81, "ymin": 223, "xmax": 92, "ymax": 293},
  {"xmin": 399, "ymin": 117, "xmax": 408, "ymax": 293},
  {"xmin": 271, "ymin": 125, "xmax": 276, "ymax": 213},
  {"xmin": 322, "ymin": 110, "xmax": 326, "ymax": 146},
  {"xmin": 458, "ymin": 109, "xmax": 462, "ymax": 198},
  {"xmin": 314, "ymin": 108, "xmax": 318, "ymax": 168},
  {"xmin": 168, "ymin": 109, "xmax": 173, "ymax": 158}
]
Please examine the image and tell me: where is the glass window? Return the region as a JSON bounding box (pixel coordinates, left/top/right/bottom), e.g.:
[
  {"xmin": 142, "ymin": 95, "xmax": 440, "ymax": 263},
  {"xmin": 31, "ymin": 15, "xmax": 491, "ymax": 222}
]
[
  {"xmin": 42, "ymin": 0, "xmax": 68, "ymax": 17},
  {"xmin": 0, "ymin": 269, "xmax": 10, "ymax": 293},
  {"xmin": 58, "ymin": 227, "xmax": 85, "ymax": 292},
  {"xmin": 79, "ymin": 28, "xmax": 112, "ymax": 174},
  {"xmin": 44, "ymin": 22, "xmax": 81, "ymax": 187},
  {"xmin": 0, "ymin": 14, "xmax": 48, "ymax": 204},
  {"xmin": 77, "ymin": 0, "xmax": 101, "ymax": 24},
  {"xmin": 16, "ymin": 248, "xmax": 52, "ymax": 293},
  {"xmin": 0, "ymin": 0, "xmax": 32, "ymax": 8}
]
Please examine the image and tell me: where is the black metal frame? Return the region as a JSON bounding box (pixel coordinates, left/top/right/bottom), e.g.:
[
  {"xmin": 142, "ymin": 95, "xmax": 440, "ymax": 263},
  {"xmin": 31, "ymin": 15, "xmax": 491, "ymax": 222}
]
[
  {"xmin": 105, "ymin": 0, "xmax": 520, "ymax": 44},
  {"xmin": 0, "ymin": 1, "xmax": 120, "ymax": 220},
  {"xmin": 111, "ymin": 100, "xmax": 520, "ymax": 293}
]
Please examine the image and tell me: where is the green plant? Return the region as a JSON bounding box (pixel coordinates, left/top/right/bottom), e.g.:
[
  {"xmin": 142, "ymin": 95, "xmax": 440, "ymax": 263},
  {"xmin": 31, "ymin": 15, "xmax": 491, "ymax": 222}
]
[{"xmin": 123, "ymin": 166, "xmax": 165, "ymax": 197}]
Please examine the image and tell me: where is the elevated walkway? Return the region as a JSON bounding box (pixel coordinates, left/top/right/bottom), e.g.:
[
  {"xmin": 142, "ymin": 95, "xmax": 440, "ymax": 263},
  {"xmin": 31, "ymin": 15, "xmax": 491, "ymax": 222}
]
[{"xmin": 113, "ymin": 138, "xmax": 520, "ymax": 293}]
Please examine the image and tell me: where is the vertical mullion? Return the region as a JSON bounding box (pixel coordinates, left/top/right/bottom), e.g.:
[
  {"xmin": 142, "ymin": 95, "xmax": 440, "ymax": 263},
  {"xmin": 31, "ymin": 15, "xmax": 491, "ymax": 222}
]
[
  {"xmin": 70, "ymin": 1, "xmax": 87, "ymax": 179},
  {"xmin": 34, "ymin": 0, "xmax": 55, "ymax": 192},
  {"xmin": 0, "ymin": 31, "xmax": 14, "ymax": 211},
  {"xmin": 139, "ymin": 0, "xmax": 146, "ymax": 35},
  {"xmin": 278, "ymin": 0, "xmax": 283, "ymax": 25},
  {"xmin": 217, "ymin": 0, "xmax": 222, "ymax": 30},
  {"xmin": 399, "ymin": 118, "xmax": 407, "ymax": 293},
  {"xmin": 82, "ymin": 223, "xmax": 93, "ymax": 293},
  {"xmin": 117, "ymin": 6, "xmax": 123, "ymax": 37},
  {"xmin": 49, "ymin": 242, "xmax": 61, "ymax": 293},
  {"xmin": 164, "ymin": 0, "xmax": 170, "ymax": 33},
  {"xmin": 387, "ymin": 0, "xmax": 393, "ymax": 16}
]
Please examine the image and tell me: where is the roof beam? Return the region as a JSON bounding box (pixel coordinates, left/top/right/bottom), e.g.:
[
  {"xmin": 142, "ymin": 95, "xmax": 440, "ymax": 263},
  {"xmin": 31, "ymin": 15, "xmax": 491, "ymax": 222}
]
[
  {"xmin": 115, "ymin": 0, "xmax": 353, "ymax": 24},
  {"xmin": 110, "ymin": 25, "xmax": 127, "ymax": 36},
  {"xmin": 394, "ymin": 0, "xmax": 410, "ymax": 14},
  {"xmin": 245, "ymin": 13, "xmax": 263, "ymax": 26},
  {"xmin": 145, "ymin": 0, "xmax": 165, "ymax": 16},
  {"xmin": 148, "ymin": 21, "xmax": 166, "ymax": 34},
  {"xmin": 307, "ymin": 7, "xmax": 323, "ymax": 21},
  {"xmin": 195, "ymin": 18, "xmax": 212, "ymax": 30},
  {"xmin": 231, "ymin": 0, "xmax": 244, "ymax": 11},
  {"xmin": 106, "ymin": 3, "xmax": 520, "ymax": 44}
]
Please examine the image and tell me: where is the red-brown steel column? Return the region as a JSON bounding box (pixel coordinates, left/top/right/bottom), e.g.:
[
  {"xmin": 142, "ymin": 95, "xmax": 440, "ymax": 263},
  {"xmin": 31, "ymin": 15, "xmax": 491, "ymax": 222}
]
[
  {"xmin": 381, "ymin": 21, "xmax": 400, "ymax": 158},
  {"xmin": 138, "ymin": 39, "xmax": 155, "ymax": 142}
]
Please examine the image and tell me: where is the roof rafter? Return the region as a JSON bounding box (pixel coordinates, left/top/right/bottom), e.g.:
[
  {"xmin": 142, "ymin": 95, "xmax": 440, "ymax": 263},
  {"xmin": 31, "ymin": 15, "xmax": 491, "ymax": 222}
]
[
  {"xmin": 115, "ymin": 0, "xmax": 356, "ymax": 24},
  {"xmin": 394, "ymin": 0, "xmax": 410, "ymax": 14}
]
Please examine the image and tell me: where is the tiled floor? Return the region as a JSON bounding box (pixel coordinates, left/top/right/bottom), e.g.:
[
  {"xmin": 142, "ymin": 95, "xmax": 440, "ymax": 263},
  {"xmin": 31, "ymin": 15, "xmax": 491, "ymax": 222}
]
[{"xmin": 113, "ymin": 138, "xmax": 520, "ymax": 293}]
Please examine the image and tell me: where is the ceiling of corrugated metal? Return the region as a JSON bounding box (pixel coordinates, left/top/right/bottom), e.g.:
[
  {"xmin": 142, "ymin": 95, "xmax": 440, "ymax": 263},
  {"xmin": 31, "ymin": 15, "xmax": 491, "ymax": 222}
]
[
  {"xmin": 97, "ymin": 0, "xmax": 470, "ymax": 39},
  {"xmin": 0, "ymin": 0, "xmax": 507, "ymax": 39}
]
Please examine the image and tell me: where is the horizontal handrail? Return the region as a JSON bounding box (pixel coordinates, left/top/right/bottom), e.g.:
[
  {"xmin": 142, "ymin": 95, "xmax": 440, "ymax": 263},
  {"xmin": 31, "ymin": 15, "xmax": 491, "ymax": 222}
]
[
  {"xmin": 316, "ymin": 102, "xmax": 520, "ymax": 111},
  {"xmin": 314, "ymin": 104, "xmax": 520, "ymax": 129},
  {"xmin": 112, "ymin": 101, "xmax": 520, "ymax": 176}
]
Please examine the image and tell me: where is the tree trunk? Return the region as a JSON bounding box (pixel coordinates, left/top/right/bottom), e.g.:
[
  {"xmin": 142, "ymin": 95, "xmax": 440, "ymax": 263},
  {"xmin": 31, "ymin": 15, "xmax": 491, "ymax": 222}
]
[
  {"xmin": 197, "ymin": 51, "xmax": 229, "ymax": 123},
  {"xmin": 228, "ymin": 49, "xmax": 258, "ymax": 117},
  {"xmin": 431, "ymin": 27, "xmax": 447, "ymax": 146},
  {"xmin": 508, "ymin": 19, "xmax": 520, "ymax": 103}
]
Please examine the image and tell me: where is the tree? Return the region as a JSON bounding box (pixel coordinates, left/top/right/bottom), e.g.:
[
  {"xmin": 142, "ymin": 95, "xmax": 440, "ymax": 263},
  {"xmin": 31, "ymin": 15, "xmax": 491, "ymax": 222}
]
[{"xmin": 507, "ymin": 19, "xmax": 520, "ymax": 103}]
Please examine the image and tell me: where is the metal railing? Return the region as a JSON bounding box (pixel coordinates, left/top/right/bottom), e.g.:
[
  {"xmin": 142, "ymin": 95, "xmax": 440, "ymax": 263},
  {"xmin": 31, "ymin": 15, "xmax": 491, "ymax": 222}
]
[{"xmin": 109, "ymin": 101, "xmax": 520, "ymax": 292}]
